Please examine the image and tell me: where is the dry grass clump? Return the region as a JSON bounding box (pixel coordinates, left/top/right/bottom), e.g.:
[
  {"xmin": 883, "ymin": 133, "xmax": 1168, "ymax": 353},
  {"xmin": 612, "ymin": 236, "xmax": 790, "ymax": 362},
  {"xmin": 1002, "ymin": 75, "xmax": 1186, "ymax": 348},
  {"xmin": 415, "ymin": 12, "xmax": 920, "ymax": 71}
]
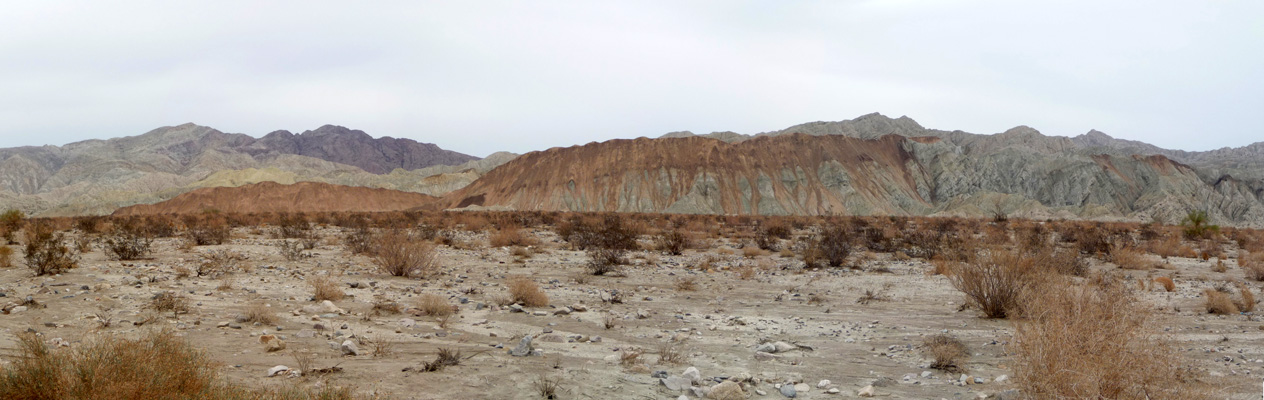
[
  {"xmin": 148, "ymin": 291, "xmax": 191, "ymax": 317},
  {"xmin": 371, "ymin": 230, "xmax": 439, "ymax": 278},
  {"xmin": 1110, "ymin": 243, "xmax": 1157, "ymax": 270},
  {"xmin": 309, "ymin": 276, "xmax": 345, "ymax": 302},
  {"xmin": 0, "ymin": 330, "xmax": 366, "ymax": 399},
  {"xmin": 1240, "ymin": 251, "xmax": 1264, "ymax": 281},
  {"xmin": 1013, "ymin": 279, "xmax": 1209, "ymax": 399},
  {"xmin": 242, "ymin": 301, "xmax": 277, "ymax": 325},
  {"xmin": 1235, "ymin": 282, "xmax": 1256, "ymax": 312},
  {"xmin": 1152, "ymin": 276, "xmax": 1176, "ymax": 292},
  {"xmin": 489, "ymin": 228, "xmax": 536, "ymax": 247},
  {"xmin": 197, "ymin": 249, "xmax": 242, "ymax": 277},
  {"xmin": 673, "ymin": 276, "xmax": 698, "ymax": 291},
  {"xmin": 0, "ymin": 246, "xmax": 12, "ymax": 268},
  {"xmin": 421, "ymin": 348, "xmax": 462, "ymax": 372},
  {"xmin": 656, "ymin": 343, "xmax": 687, "ymax": 365},
  {"xmin": 1204, "ymin": 289, "xmax": 1238, "ymax": 315},
  {"xmin": 946, "ymin": 249, "xmax": 1039, "ymax": 319},
  {"xmin": 415, "ymin": 294, "xmax": 456, "ymax": 318},
  {"xmin": 922, "ymin": 334, "xmax": 968, "ymax": 373},
  {"xmin": 508, "ymin": 277, "xmax": 549, "ymax": 307}
]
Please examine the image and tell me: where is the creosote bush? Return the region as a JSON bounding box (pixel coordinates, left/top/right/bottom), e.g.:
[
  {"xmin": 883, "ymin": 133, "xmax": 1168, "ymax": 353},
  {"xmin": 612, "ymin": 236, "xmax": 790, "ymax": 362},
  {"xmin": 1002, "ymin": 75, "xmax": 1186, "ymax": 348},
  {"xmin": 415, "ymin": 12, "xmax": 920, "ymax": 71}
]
[
  {"xmin": 415, "ymin": 294, "xmax": 456, "ymax": 319},
  {"xmin": 101, "ymin": 222, "xmax": 154, "ymax": 261},
  {"xmin": 0, "ymin": 246, "xmax": 12, "ymax": 269},
  {"xmin": 371, "ymin": 230, "xmax": 438, "ymax": 278},
  {"xmin": 0, "ymin": 209, "xmax": 25, "ymax": 244},
  {"xmin": 946, "ymin": 249, "xmax": 1039, "ymax": 319},
  {"xmin": 23, "ymin": 221, "xmax": 79, "ymax": 276}
]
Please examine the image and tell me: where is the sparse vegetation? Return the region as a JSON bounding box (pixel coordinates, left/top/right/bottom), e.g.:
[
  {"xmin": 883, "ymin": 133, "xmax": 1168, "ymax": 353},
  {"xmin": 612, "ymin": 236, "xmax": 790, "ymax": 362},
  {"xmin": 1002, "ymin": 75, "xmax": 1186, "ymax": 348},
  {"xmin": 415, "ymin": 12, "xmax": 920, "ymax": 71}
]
[
  {"xmin": 1181, "ymin": 210, "xmax": 1218, "ymax": 240},
  {"xmin": 508, "ymin": 277, "xmax": 548, "ymax": 307},
  {"xmin": 922, "ymin": 334, "xmax": 968, "ymax": 373},
  {"xmin": 371, "ymin": 230, "xmax": 438, "ymax": 278},
  {"xmin": 0, "ymin": 209, "xmax": 25, "ymax": 244},
  {"xmin": 242, "ymin": 301, "xmax": 277, "ymax": 325},
  {"xmin": 946, "ymin": 249, "xmax": 1038, "ymax": 319},
  {"xmin": 309, "ymin": 276, "xmax": 345, "ymax": 302},
  {"xmin": 23, "ymin": 221, "xmax": 79, "ymax": 275}
]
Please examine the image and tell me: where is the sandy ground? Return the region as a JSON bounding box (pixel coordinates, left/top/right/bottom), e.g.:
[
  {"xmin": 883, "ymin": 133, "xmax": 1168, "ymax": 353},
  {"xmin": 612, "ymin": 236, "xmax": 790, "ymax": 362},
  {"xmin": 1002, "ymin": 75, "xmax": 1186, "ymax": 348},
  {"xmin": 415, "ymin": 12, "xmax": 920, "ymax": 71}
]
[{"xmin": 0, "ymin": 227, "xmax": 1261, "ymax": 399}]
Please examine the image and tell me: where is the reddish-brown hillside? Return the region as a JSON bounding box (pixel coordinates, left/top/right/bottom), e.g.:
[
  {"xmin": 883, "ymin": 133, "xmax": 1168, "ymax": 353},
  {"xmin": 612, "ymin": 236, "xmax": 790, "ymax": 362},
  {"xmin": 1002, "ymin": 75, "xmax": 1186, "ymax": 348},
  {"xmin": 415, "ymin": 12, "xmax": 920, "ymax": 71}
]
[
  {"xmin": 113, "ymin": 181, "xmax": 437, "ymax": 215},
  {"xmin": 436, "ymin": 133, "xmax": 932, "ymax": 215}
]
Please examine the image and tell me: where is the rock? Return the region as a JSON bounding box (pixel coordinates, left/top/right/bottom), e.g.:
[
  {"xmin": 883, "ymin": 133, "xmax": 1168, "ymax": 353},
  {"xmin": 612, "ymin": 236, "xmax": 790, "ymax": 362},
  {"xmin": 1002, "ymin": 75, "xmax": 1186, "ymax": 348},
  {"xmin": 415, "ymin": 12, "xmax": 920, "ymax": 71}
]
[
  {"xmin": 871, "ymin": 377, "xmax": 896, "ymax": 387},
  {"xmin": 754, "ymin": 351, "xmax": 781, "ymax": 361},
  {"xmin": 921, "ymin": 371, "xmax": 933, "ymax": 378},
  {"xmin": 779, "ymin": 383, "xmax": 797, "ymax": 398},
  {"xmin": 793, "ymin": 383, "xmax": 810, "ymax": 393},
  {"xmin": 817, "ymin": 379, "xmax": 831, "ymax": 388},
  {"xmin": 217, "ymin": 321, "xmax": 230, "ymax": 328},
  {"xmin": 295, "ymin": 329, "xmax": 316, "ymax": 338},
  {"xmin": 756, "ymin": 343, "xmax": 777, "ymax": 353},
  {"xmin": 682, "ymin": 367, "xmax": 701, "ymax": 383},
  {"xmin": 827, "ymin": 387, "xmax": 840, "ymax": 394},
  {"xmin": 553, "ymin": 307, "xmax": 572, "ymax": 316},
  {"xmin": 320, "ymin": 300, "xmax": 342, "ymax": 314},
  {"xmin": 994, "ymin": 374, "xmax": 1009, "ymax": 383},
  {"xmin": 570, "ymin": 304, "xmax": 587, "ymax": 312},
  {"xmin": 652, "ymin": 370, "xmax": 669, "ymax": 379},
  {"xmin": 11, "ymin": 306, "xmax": 26, "ymax": 314},
  {"xmin": 858, "ymin": 385, "xmax": 876, "ymax": 397},
  {"xmin": 267, "ymin": 365, "xmax": 290, "ymax": 377},
  {"xmin": 662, "ymin": 376, "xmax": 691, "ymax": 391},
  {"xmin": 260, "ymin": 335, "xmax": 286, "ymax": 352},
  {"xmin": 974, "ymin": 377, "xmax": 985, "ymax": 384},
  {"xmin": 636, "ymin": 309, "xmax": 650, "ymax": 319},
  {"xmin": 531, "ymin": 311, "xmax": 548, "ymax": 316},
  {"xmin": 398, "ymin": 318, "xmax": 416, "ymax": 328},
  {"xmin": 589, "ymin": 336, "xmax": 602, "ymax": 343},
  {"xmin": 708, "ymin": 381, "xmax": 745, "ymax": 399},
  {"xmin": 773, "ymin": 341, "xmax": 797, "ymax": 353},
  {"xmin": 509, "ymin": 335, "xmax": 534, "ymax": 357},
  {"xmin": 340, "ymin": 340, "xmax": 359, "ymax": 356}
]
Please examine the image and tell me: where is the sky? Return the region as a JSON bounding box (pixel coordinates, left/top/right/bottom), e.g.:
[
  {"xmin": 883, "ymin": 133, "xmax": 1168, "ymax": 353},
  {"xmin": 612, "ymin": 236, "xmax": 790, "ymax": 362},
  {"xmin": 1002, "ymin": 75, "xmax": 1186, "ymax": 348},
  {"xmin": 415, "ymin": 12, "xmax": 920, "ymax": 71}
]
[{"xmin": 0, "ymin": 1, "xmax": 1260, "ymax": 157}]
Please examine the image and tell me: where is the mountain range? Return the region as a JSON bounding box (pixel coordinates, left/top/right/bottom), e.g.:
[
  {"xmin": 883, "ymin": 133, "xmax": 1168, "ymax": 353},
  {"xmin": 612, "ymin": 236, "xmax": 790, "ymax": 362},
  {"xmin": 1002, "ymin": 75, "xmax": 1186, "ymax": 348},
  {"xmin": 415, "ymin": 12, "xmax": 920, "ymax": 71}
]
[{"xmin": 4, "ymin": 113, "xmax": 1263, "ymax": 226}]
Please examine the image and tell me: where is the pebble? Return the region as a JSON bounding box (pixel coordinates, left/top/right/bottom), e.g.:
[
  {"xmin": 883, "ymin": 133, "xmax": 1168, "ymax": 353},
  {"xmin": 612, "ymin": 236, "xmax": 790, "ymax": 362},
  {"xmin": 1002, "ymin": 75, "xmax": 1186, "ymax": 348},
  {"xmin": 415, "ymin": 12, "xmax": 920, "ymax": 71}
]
[
  {"xmin": 858, "ymin": 385, "xmax": 876, "ymax": 397},
  {"xmin": 779, "ymin": 383, "xmax": 797, "ymax": 398},
  {"xmin": 509, "ymin": 335, "xmax": 534, "ymax": 357},
  {"xmin": 340, "ymin": 340, "xmax": 359, "ymax": 356}
]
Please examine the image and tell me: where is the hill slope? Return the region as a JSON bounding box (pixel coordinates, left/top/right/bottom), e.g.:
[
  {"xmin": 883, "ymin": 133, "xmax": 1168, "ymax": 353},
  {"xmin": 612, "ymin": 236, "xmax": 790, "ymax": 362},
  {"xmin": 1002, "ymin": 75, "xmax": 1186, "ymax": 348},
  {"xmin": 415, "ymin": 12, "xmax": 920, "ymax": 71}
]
[
  {"xmin": 444, "ymin": 131, "xmax": 1264, "ymax": 226},
  {"xmin": 113, "ymin": 181, "xmax": 436, "ymax": 215}
]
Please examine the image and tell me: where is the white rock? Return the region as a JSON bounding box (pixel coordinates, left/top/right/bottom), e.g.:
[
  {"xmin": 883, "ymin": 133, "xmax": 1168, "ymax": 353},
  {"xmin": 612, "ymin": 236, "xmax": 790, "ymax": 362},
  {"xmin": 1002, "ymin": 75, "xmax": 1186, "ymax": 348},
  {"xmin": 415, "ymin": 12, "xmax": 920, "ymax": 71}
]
[
  {"xmin": 994, "ymin": 374, "xmax": 1009, "ymax": 383},
  {"xmin": 267, "ymin": 365, "xmax": 290, "ymax": 377},
  {"xmin": 793, "ymin": 383, "xmax": 810, "ymax": 393},
  {"xmin": 682, "ymin": 367, "xmax": 701, "ymax": 383},
  {"xmin": 817, "ymin": 379, "xmax": 831, "ymax": 388},
  {"xmin": 827, "ymin": 387, "xmax": 841, "ymax": 394},
  {"xmin": 858, "ymin": 385, "xmax": 876, "ymax": 397},
  {"xmin": 340, "ymin": 340, "xmax": 359, "ymax": 356}
]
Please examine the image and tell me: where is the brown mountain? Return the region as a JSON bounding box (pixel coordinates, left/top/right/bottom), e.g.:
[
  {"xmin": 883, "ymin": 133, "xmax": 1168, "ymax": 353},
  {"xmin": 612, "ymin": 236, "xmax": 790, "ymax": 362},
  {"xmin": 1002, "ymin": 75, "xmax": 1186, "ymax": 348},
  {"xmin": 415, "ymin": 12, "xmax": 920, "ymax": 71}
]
[
  {"xmin": 113, "ymin": 181, "xmax": 436, "ymax": 216},
  {"xmin": 248, "ymin": 125, "xmax": 478, "ymax": 174},
  {"xmin": 442, "ymin": 128, "xmax": 1264, "ymax": 226}
]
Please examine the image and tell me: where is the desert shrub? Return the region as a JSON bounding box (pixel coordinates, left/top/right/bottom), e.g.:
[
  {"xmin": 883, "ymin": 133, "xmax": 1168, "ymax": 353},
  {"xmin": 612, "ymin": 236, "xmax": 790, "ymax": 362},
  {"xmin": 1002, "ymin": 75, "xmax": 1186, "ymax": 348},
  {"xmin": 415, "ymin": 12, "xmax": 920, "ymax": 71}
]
[
  {"xmin": 197, "ymin": 250, "xmax": 242, "ymax": 277},
  {"xmin": 370, "ymin": 231, "xmax": 438, "ymax": 278},
  {"xmin": 805, "ymin": 222, "xmax": 851, "ymax": 268},
  {"xmin": 309, "ymin": 276, "xmax": 345, "ymax": 302},
  {"xmin": 1109, "ymin": 243, "xmax": 1155, "ymax": 270},
  {"xmin": 1204, "ymin": 289, "xmax": 1237, "ymax": 315},
  {"xmin": 149, "ymin": 291, "xmax": 191, "ymax": 317},
  {"xmin": 1235, "ymin": 282, "xmax": 1255, "ymax": 312},
  {"xmin": 421, "ymin": 348, "xmax": 462, "ymax": 373},
  {"xmin": 23, "ymin": 221, "xmax": 78, "ymax": 276},
  {"xmin": 242, "ymin": 301, "xmax": 277, "ymax": 325},
  {"xmin": 947, "ymin": 249, "xmax": 1038, "ymax": 319},
  {"xmin": 0, "ymin": 246, "xmax": 12, "ymax": 269},
  {"xmin": 673, "ymin": 277, "xmax": 697, "ymax": 291},
  {"xmin": 1013, "ymin": 279, "xmax": 1208, "ymax": 399},
  {"xmin": 1241, "ymin": 251, "xmax": 1264, "ymax": 281},
  {"xmin": 0, "ymin": 209, "xmax": 24, "ymax": 244},
  {"xmin": 508, "ymin": 277, "xmax": 548, "ymax": 307},
  {"xmin": 1181, "ymin": 210, "xmax": 1218, "ymax": 240},
  {"xmin": 560, "ymin": 214, "xmax": 639, "ymax": 251},
  {"xmin": 654, "ymin": 230, "xmax": 691, "ymax": 255},
  {"xmin": 1152, "ymin": 276, "xmax": 1175, "ymax": 292},
  {"xmin": 275, "ymin": 240, "xmax": 306, "ymax": 261},
  {"xmin": 586, "ymin": 247, "xmax": 625, "ymax": 275},
  {"xmin": 273, "ymin": 214, "xmax": 312, "ymax": 239},
  {"xmin": 415, "ymin": 294, "xmax": 455, "ymax": 319},
  {"xmin": 101, "ymin": 222, "xmax": 154, "ymax": 261},
  {"xmin": 922, "ymin": 334, "xmax": 968, "ymax": 373},
  {"xmin": 183, "ymin": 215, "xmax": 231, "ymax": 246},
  {"xmin": 342, "ymin": 225, "xmax": 374, "ymax": 255},
  {"xmin": 489, "ymin": 228, "xmax": 535, "ymax": 248}
]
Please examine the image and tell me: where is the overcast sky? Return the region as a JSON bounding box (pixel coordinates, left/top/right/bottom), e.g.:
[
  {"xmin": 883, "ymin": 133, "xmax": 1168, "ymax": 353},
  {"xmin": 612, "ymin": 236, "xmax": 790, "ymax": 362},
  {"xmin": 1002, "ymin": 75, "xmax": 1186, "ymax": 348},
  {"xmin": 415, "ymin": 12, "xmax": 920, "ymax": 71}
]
[{"xmin": 1, "ymin": 1, "xmax": 1260, "ymax": 157}]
